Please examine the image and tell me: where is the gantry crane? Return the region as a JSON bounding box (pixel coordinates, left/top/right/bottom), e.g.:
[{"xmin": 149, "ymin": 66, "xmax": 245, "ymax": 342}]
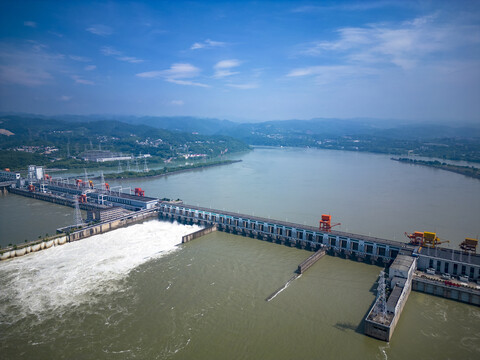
[
  {"xmin": 460, "ymin": 238, "xmax": 478, "ymax": 253},
  {"xmin": 404, "ymin": 231, "xmax": 449, "ymax": 248},
  {"xmin": 319, "ymin": 214, "xmax": 341, "ymax": 232}
]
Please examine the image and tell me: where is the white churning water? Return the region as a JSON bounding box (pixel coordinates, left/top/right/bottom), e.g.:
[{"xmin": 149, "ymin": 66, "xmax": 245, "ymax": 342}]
[{"xmin": 0, "ymin": 220, "xmax": 200, "ymax": 325}]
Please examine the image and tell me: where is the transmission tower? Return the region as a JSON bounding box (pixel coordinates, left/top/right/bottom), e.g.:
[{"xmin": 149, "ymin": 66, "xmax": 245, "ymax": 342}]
[
  {"xmin": 127, "ymin": 159, "xmax": 131, "ymax": 172},
  {"xmin": 135, "ymin": 158, "xmax": 140, "ymax": 172},
  {"xmin": 84, "ymin": 168, "xmax": 88, "ymax": 183},
  {"xmin": 73, "ymin": 197, "xmax": 83, "ymax": 228},
  {"xmin": 118, "ymin": 161, "xmax": 123, "ymax": 173},
  {"xmin": 143, "ymin": 158, "xmax": 149, "ymax": 172},
  {"xmin": 100, "ymin": 171, "xmax": 105, "ymax": 190}
]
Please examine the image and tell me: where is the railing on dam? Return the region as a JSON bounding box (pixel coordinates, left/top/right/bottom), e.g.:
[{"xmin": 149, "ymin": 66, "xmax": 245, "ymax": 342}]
[{"xmin": 158, "ymin": 202, "xmax": 409, "ymax": 262}]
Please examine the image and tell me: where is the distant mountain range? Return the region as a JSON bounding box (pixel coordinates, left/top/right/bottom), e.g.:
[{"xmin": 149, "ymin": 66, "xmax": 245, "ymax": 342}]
[
  {"xmin": 2, "ymin": 113, "xmax": 479, "ymax": 140},
  {"xmin": 1, "ymin": 113, "xmax": 479, "ymax": 162},
  {"xmin": 60, "ymin": 115, "xmax": 480, "ymax": 141}
]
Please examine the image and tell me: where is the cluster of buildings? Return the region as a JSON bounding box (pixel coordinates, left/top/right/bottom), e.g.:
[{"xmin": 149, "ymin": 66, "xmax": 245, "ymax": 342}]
[
  {"xmin": 10, "ymin": 145, "xmax": 59, "ymax": 155},
  {"xmin": 79, "ymin": 150, "xmax": 133, "ymax": 163},
  {"xmin": 78, "ymin": 150, "xmax": 152, "ymax": 163}
]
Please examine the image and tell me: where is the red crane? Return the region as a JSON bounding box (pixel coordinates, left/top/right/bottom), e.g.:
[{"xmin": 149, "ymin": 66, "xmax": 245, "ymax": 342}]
[{"xmin": 319, "ymin": 214, "xmax": 341, "ymax": 232}]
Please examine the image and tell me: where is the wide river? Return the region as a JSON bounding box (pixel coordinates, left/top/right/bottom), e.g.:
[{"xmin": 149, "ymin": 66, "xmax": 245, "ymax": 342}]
[{"xmin": 1, "ymin": 147, "xmax": 479, "ymax": 359}]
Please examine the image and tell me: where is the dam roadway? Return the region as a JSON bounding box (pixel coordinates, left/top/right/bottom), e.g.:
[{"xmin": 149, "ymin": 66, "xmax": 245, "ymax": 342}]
[
  {"xmin": 160, "ymin": 202, "xmax": 408, "ymax": 262},
  {"xmin": 157, "ymin": 202, "xmax": 480, "ymax": 282}
]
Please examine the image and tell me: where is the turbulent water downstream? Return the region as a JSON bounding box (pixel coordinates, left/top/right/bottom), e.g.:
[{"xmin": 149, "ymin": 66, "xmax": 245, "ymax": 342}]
[{"xmin": 1, "ymin": 147, "xmax": 479, "ymax": 359}]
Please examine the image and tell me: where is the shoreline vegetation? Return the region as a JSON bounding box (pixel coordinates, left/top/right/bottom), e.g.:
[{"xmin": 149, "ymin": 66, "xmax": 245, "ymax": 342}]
[
  {"xmin": 104, "ymin": 159, "xmax": 242, "ymax": 180},
  {"xmin": 391, "ymin": 158, "xmax": 480, "ymax": 180}
]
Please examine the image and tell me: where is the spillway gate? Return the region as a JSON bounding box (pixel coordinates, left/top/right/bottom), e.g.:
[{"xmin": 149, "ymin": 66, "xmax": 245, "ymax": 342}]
[{"xmin": 158, "ymin": 202, "xmax": 406, "ymax": 264}]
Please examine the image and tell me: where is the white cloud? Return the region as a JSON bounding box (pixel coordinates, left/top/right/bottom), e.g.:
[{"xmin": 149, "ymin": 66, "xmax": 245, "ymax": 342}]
[
  {"xmin": 60, "ymin": 95, "xmax": 72, "ymax": 101},
  {"xmin": 287, "ymin": 65, "xmax": 378, "ymax": 85},
  {"xmin": 171, "ymin": 100, "xmax": 184, "ymax": 106},
  {"xmin": 0, "ymin": 42, "xmax": 64, "ymax": 86},
  {"xmin": 214, "ymin": 70, "xmax": 239, "ymax": 78},
  {"xmin": 27, "ymin": 41, "xmax": 49, "ymax": 53},
  {"xmin": 0, "ymin": 64, "xmax": 51, "ymax": 86},
  {"xmin": 101, "ymin": 46, "xmax": 122, "ymax": 56},
  {"xmin": 191, "ymin": 39, "xmax": 226, "ymax": 50},
  {"xmin": 213, "ymin": 59, "xmax": 241, "ymax": 78},
  {"xmin": 86, "ymin": 24, "xmax": 113, "ymax": 36},
  {"xmin": 214, "ymin": 59, "xmax": 241, "ymax": 69},
  {"xmin": 101, "ymin": 46, "xmax": 144, "ymax": 63},
  {"xmin": 24, "ymin": 21, "xmax": 37, "ymax": 28},
  {"xmin": 227, "ymin": 83, "xmax": 258, "ymax": 90},
  {"xmin": 287, "ymin": 67, "xmax": 322, "ymax": 77},
  {"xmin": 136, "ymin": 70, "xmax": 163, "ymax": 78},
  {"xmin": 48, "ymin": 31, "xmax": 63, "ymax": 38},
  {"xmin": 292, "ymin": 2, "xmax": 409, "ymax": 13},
  {"xmin": 299, "ymin": 13, "xmax": 480, "ymax": 70},
  {"xmin": 85, "ymin": 65, "xmax": 96, "ymax": 71},
  {"xmin": 72, "ymin": 75, "xmax": 94, "ymax": 85},
  {"xmin": 137, "ymin": 63, "xmax": 199, "ymax": 79},
  {"xmin": 69, "ymin": 55, "xmax": 91, "ymax": 62},
  {"xmin": 136, "ymin": 63, "xmax": 209, "ymax": 87},
  {"xmin": 117, "ymin": 56, "xmax": 144, "ymax": 64},
  {"xmin": 167, "ymin": 79, "xmax": 209, "ymax": 88}
]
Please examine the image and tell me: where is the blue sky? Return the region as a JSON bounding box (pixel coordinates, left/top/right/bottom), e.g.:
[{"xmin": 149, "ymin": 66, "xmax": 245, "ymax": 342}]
[{"xmin": 0, "ymin": 0, "xmax": 479, "ymax": 123}]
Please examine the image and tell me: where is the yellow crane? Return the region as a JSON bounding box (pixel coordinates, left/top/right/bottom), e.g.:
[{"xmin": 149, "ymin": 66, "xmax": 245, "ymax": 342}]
[{"xmin": 404, "ymin": 231, "xmax": 449, "ymax": 248}]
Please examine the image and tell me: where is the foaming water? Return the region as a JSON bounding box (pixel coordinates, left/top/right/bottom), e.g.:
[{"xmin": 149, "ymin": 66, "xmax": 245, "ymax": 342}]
[
  {"xmin": 265, "ymin": 273, "xmax": 301, "ymax": 301},
  {"xmin": 0, "ymin": 220, "xmax": 200, "ymax": 325}
]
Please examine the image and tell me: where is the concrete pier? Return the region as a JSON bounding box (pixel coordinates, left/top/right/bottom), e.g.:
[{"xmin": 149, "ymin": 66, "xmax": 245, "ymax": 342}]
[
  {"xmin": 297, "ymin": 249, "xmax": 326, "ymax": 274},
  {"xmin": 364, "ymin": 255, "xmax": 416, "ymax": 342},
  {"xmin": 182, "ymin": 225, "xmax": 217, "ymax": 243},
  {"xmin": 412, "ymin": 274, "xmax": 480, "ymax": 306}
]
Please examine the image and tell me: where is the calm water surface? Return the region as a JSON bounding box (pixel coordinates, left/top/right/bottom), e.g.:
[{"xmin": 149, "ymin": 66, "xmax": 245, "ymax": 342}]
[
  {"xmin": 0, "ymin": 193, "xmax": 85, "ymax": 247},
  {"xmin": 113, "ymin": 147, "xmax": 480, "ymax": 246},
  {"xmin": 0, "ymin": 147, "xmax": 479, "ymax": 359}
]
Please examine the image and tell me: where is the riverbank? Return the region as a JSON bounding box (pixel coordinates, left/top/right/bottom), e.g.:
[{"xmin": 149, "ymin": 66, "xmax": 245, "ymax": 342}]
[
  {"xmin": 104, "ymin": 159, "xmax": 242, "ymax": 180},
  {"xmin": 392, "ymin": 158, "xmax": 480, "ymax": 180}
]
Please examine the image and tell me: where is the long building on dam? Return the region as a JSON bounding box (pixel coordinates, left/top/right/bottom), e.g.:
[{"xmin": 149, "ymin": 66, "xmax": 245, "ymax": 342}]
[{"xmin": 157, "ymin": 202, "xmax": 480, "ymax": 280}]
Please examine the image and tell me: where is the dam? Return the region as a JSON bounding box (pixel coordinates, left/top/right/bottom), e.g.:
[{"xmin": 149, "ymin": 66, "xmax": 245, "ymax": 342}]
[
  {"xmin": 157, "ymin": 202, "xmax": 480, "ymax": 279},
  {"xmin": 1, "ymin": 173, "xmax": 479, "ymax": 341}
]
